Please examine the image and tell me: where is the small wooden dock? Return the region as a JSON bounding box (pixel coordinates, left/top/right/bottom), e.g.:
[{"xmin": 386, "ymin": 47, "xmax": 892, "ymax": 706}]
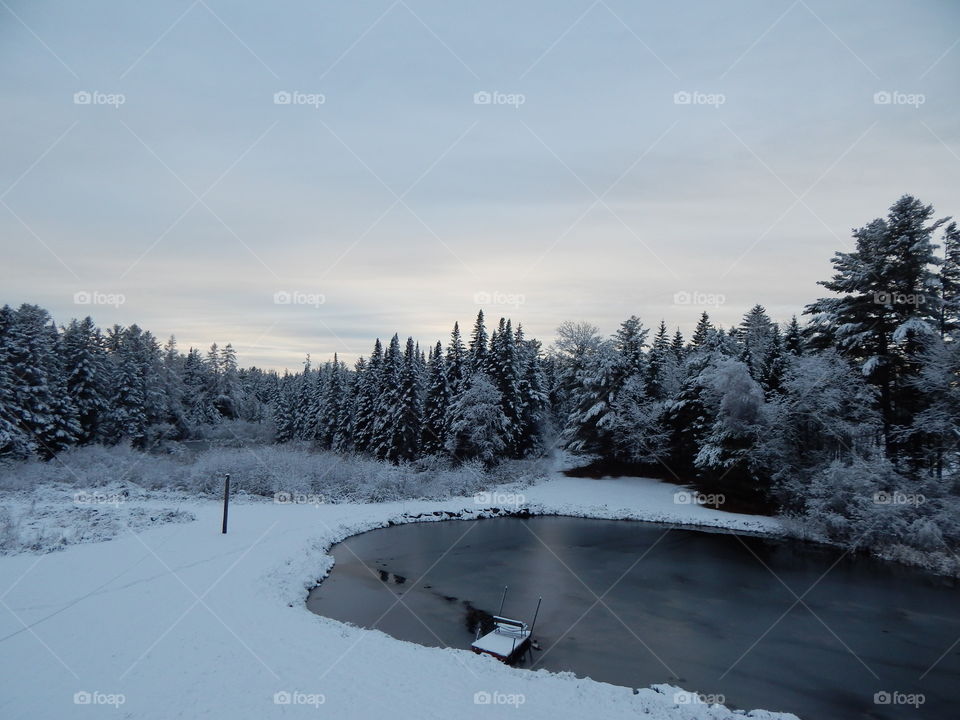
[{"xmin": 470, "ymin": 587, "xmax": 541, "ymax": 663}]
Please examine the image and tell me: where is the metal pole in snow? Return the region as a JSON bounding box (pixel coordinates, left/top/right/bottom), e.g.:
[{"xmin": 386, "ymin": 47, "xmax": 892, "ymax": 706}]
[
  {"xmin": 529, "ymin": 597, "xmax": 542, "ymax": 635},
  {"xmin": 221, "ymin": 473, "xmax": 230, "ymax": 534},
  {"xmin": 498, "ymin": 586, "xmax": 508, "ymax": 616}
]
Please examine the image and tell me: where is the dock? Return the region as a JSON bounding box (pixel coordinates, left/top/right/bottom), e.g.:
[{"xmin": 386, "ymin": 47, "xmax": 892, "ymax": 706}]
[{"xmin": 470, "ymin": 587, "xmax": 541, "ymax": 663}]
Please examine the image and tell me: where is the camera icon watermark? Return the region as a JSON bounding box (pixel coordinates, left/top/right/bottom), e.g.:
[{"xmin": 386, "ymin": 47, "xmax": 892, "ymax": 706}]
[
  {"xmin": 674, "ymin": 490, "xmax": 725, "ymax": 507},
  {"xmin": 873, "ymin": 491, "xmax": 925, "ymax": 507},
  {"xmin": 273, "ymin": 690, "xmax": 325, "ymax": 707},
  {"xmin": 273, "ymin": 90, "xmax": 326, "ymax": 108},
  {"xmin": 73, "ymin": 690, "xmax": 126, "ymax": 708},
  {"xmin": 873, "ymin": 90, "xmax": 924, "ymax": 108},
  {"xmin": 74, "ymin": 290, "xmax": 125, "ymax": 308},
  {"xmin": 274, "ymin": 491, "xmax": 325, "ymax": 507},
  {"xmin": 673, "ymin": 290, "xmax": 725, "ymax": 308},
  {"xmin": 473, "ymin": 290, "xmax": 525, "ymax": 308},
  {"xmin": 873, "ymin": 290, "xmax": 925, "ymax": 306},
  {"xmin": 74, "ymin": 491, "xmax": 124, "ymax": 508},
  {"xmin": 74, "ymin": 90, "xmax": 126, "ymax": 108},
  {"xmin": 474, "ymin": 490, "xmax": 526, "ymax": 508},
  {"xmin": 673, "ymin": 90, "xmax": 725, "ymax": 108},
  {"xmin": 673, "ymin": 691, "xmax": 725, "ymax": 705},
  {"xmin": 873, "ymin": 691, "xmax": 924, "ymax": 707},
  {"xmin": 473, "ymin": 690, "xmax": 525, "ymax": 707},
  {"xmin": 473, "ymin": 90, "xmax": 526, "ymax": 108},
  {"xmin": 273, "ymin": 290, "xmax": 325, "ymax": 308}
]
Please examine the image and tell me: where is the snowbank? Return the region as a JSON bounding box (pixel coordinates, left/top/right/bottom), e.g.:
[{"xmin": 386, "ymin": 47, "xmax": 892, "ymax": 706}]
[{"xmin": 0, "ymin": 471, "xmax": 796, "ymax": 720}]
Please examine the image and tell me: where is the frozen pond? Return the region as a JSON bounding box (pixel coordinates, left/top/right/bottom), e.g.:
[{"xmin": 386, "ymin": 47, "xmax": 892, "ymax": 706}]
[{"xmin": 307, "ymin": 516, "xmax": 958, "ymax": 719}]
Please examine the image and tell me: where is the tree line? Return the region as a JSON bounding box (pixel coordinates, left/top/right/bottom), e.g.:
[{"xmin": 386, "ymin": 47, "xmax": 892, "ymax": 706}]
[{"xmin": 1, "ymin": 195, "xmax": 958, "ymax": 518}]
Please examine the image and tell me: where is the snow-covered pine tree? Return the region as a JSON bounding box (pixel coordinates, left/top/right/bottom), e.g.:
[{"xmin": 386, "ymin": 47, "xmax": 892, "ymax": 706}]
[
  {"xmin": 671, "ymin": 328, "xmax": 685, "ymax": 364},
  {"xmin": 445, "ymin": 372, "xmax": 507, "ymax": 466},
  {"xmin": 689, "ymin": 311, "xmax": 715, "ymax": 354},
  {"xmin": 784, "ymin": 316, "xmax": 805, "ymax": 356},
  {"xmin": 61, "ymin": 317, "xmax": 109, "ymax": 443},
  {"xmin": 647, "ymin": 320, "xmax": 676, "ymax": 401},
  {"xmin": 0, "ymin": 306, "xmax": 33, "ymax": 458},
  {"xmin": 805, "ymin": 195, "xmax": 945, "ymax": 458},
  {"xmin": 6, "ymin": 304, "xmax": 80, "ymax": 456},
  {"xmin": 216, "ymin": 343, "xmax": 242, "ymax": 419},
  {"xmin": 182, "ymin": 347, "xmax": 217, "ymax": 425},
  {"xmin": 351, "ymin": 341, "xmax": 382, "ymax": 454},
  {"xmin": 395, "ymin": 337, "xmax": 424, "ymax": 462},
  {"xmin": 272, "ymin": 371, "xmax": 296, "ymax": 443},
  {"xmin": 489, "ymin": 319, "xmax": 523, "ymax": 455},
  {"xmin": 514, "ymin": 324, "xmax": 548, "ymax": 457},
  {"xmin": 446, "ymin": 322, "xmax": 467, "ymax": 395},
  {"xmin": 372, "ymin": 335, "xmax": 403, "ymax": 461},
  {"xmin": 694, "ymin": 357, "xmax": 768, "ymax": 498},
  {"xmin": 422, "ymin": 341, "xmax": 449, "ymax": 455},
  {"xmin": 468, "ymin": 310, "xmax": 489, "ymax": 376},
  {"xmin": 159, "ymin": 336, "xmax": 189, "ymax": 435},
  {"xmin": 940, "ymin": 221, "xmax": 960, "ymax": 341}
]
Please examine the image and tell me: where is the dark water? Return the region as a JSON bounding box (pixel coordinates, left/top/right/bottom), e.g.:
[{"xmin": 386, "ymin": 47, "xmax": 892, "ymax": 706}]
[{"xmin": 306, "ymin": 517, "xmax": 959, "ymax": 719}]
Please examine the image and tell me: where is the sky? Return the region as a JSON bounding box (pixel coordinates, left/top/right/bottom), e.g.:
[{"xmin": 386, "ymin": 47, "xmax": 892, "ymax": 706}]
[{"xmin": 1, "ymin": 0, "xmax": 958, "ymax": 371}]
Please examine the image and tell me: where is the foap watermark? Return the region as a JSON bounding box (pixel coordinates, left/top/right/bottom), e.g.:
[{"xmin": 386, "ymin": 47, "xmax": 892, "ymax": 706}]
[
  {"xmin": 273, "ymin": 90, "xmax": 325, "ymax": 108},
  {"xmin": 673, "ymin": 290, "xmax": 725, "ymax": 308},
  {"xmin": 274, "ymin": 491, "xmax": 325, "ymax": 507},
  {"xmin": 473, "ymin": 90, "xmax": 525, "ymax": 108},
  {"xmin": 74, "ymin": 290, "xmax": 125, "ymax": 308},
  {"xmin": 873, "ymin": 91, "xmax": 925, "ymax": 108},
  {"xmin": 273, "ymin": 690, "xmax": 326, "ymax": 708},
  {"xmin": 74, "ymin": 491, "xmax": 125, "ymax": 508},
  {"xmin": 474, "ymin": 490, "xmax": 526, "ymax": 508},
  {"xmin": 874, "ymin": 691, "xmax": 925, "ymax": 708},
  {"xmin": 273, "ymin": 290, "xmax": 325, "ymax": 307},
  {"xmin": 674, "ymin": 490, "xmax": 725, "ymax": 507},
  {"xmin": 873, "ymin": 491, "xmax": 925, "ymax": 507},
  {"xmin": 473, "ymin": 290, "xmax": 525, "ymax": 308},
  {"xmin": 873, "ymin": 290, "xmax": 925, "ymax": 307},
  {"xmin": 673, "ymin": 691, "xmax": 725, "ymax": 706},
  {"xmin": 74, "ymin": 90, "xmax": 125, "ymax": 108},
  {"xmin": 473, "ymin": 690, "xmax": 526, "ymax": 708},
  {"xmin": 674, "ymin": 90, "xmax": 725, "ymax": 108},
  {"xmin": 73, "ymin": 691, "xmax": 126, "ymax": 708}
]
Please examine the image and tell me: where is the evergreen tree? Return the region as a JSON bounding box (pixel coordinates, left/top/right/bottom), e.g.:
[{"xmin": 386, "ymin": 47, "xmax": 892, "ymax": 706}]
[
  {"xmin": 352, "ymin": 341, "xmax": 382, "ymax": 454},
  {"xmin": 6, "ymin": 304, "xmax": 79, "ymax": 455},
  {"xmin": 0, "ymin": 306, "xmax": 32, "ymax": 458},
  {"xmin": 422, "ymin": 341, "xmax": 449, "ymax": 455},
  {"xmin": 468, "ymin": 310, "xmax": 489, "ymax": 376},
  {"xmin": 395, "ymin": 337, "xmax": 424, "ymax": 461},
  {"xmin": 445, "ymin": 373, "xmax": 507, "ymax": 466},
  {"xmin": 61, "ymin": 317, "xmax": 108, "ymax": 443},
  {"xmin": 671, "ymin": 329, "xmax": 686, "ymax": 363},
  {"xmin": 372, "ymin": 335, "xmax": 403, "ymax": 461},
  {"xmin": 805, "ymin": 195, "xmax": 945, "ymax": 458},
  {"xmin": 941, "ymin": 221, "xmax": 960, "ymax": 340},
  {"xmin": 784, "ymin": 316, "xmax": 805, "ymax": 356},
  {"xmin": 446, "ymin": 322, "xmax": 467, "ymax": 394},
  {"xmin": 690, "ymin": 311, "xmax": 715, "ymax": 353}
]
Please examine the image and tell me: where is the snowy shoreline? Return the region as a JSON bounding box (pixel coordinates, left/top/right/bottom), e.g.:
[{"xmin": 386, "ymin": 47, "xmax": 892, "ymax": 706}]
[{"xmin": 0, "ymin": 470, "xmax": 802, "ymax": 720}]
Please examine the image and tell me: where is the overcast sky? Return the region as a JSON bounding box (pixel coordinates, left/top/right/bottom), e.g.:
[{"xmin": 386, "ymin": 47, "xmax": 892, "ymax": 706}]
[{"xmin": 1, "ymin": 0, "xmax": 958, "ymax": 370}]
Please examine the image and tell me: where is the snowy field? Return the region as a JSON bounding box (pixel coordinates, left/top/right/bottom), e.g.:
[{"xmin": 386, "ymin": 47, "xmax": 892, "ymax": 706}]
[{"xmin": 0, "ymin": 471, "xmax": 795, "ymax": 720}]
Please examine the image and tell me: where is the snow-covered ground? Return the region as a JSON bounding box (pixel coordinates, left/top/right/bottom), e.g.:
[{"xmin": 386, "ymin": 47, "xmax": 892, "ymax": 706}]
[{"xmin": 0, "ymin": 471, "xmax": 796, "ymax": 720}]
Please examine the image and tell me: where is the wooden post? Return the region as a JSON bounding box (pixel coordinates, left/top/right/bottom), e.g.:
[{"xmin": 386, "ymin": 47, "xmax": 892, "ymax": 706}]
[{"xmin": 221, "ymin": 473, "xmax": 230, "ymax": 534}]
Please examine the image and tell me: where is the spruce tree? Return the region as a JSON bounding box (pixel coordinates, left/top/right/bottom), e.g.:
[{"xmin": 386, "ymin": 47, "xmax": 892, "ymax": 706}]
[
  {"xmin": 61, "ymin": 317, "xmax": 108, "ymax": 443},
  {"xmin": 422, "ymin": 341, "xmax": 449, "ymax": 455},
  {"xmin": 468, "ymin": 310, "xmax": 489, "ymax": 376}
]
